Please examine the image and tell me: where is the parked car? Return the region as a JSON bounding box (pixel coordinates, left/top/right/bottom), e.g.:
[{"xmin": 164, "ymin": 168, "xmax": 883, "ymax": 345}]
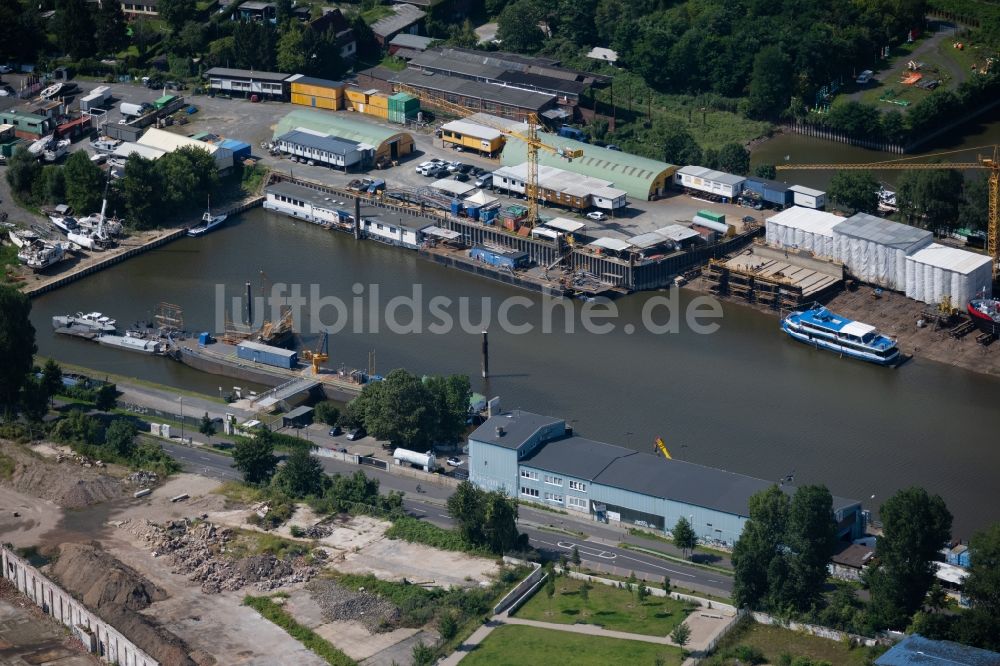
[
  {"xmin": 346, "ymin": 427, "xmax": 366, "ymax": 441},
  {"xmin": 453, "ymin": 172, "xmax": 470, "ymax": 182},
  {"xmin": 416, "ymin": 160, "xmax": 434, "ymax": 173},
  {"xmin": 474, "ymin": 173, "xmax": 493, "ymax": 188},
  {"xmin": 0, "ymin": 85, "xmax": 14, "ymax": 97},
  {"xmin": 446, "ymin": 457, "xmax": 464, "ymax": 467},
  {"xmin": 586, "ymin": 211, "xmax": 607, "ymax": 221},
  {"xmin": 606, "ymin": 144, "xmax": 621, "ymax": 151},
  {"xmin": 428, "ymin": 166, "xmax": 449, "ymax": 178},
  {"xmin": 0, "ymin": 65, "xmax": 13, "ymax": 74},
  {"xmin": 446, "ymin": 161, "xmax": 464, "ymax": 172},
  {"xmin": 328, "ymin": 425, "xmax": 342, "ymax": 437},
  {"xmin": 451, "ymin": 144, "xmax": 464, "ymax": 152}
]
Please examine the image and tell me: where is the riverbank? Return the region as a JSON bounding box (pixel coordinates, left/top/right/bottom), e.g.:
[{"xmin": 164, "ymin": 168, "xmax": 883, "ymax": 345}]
[{"xmin": 686, "ymin": 275, "xmax": 1000, "ymax": 378}]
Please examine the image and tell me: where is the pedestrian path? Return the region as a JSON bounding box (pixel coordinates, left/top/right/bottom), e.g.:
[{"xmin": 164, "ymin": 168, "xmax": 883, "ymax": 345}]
[{"xmin": 503, "ymin": 616, "xmax": 677, "ymax": 644}]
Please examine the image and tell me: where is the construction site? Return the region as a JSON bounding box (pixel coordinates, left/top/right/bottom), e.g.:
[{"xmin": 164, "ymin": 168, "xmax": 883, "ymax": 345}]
[{"xmin": 0, "ymin": 437, "xmax": 508, "ymax": 666}]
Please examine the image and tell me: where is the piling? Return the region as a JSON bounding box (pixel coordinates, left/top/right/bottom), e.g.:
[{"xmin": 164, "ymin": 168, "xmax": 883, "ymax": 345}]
[
  {"xmin": 481, "ymin": 330, "xmax": 489, "ymax": 379},
  {"xmin": 354, "ymin": 198, "xmax": 362, "ymax": 239},
  {"xmin": 245, "ymin": 281, "xmax": 253, "ymax": 325}
]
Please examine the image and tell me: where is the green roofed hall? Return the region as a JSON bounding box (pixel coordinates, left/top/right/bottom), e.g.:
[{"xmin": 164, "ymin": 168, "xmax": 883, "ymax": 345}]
[
  {"xmin": 501, "ymin": 131, "xmax": 677, "ymax": 201},
  {"xmin": 273, "ymin": 109, "xmax": 414, "ymax": 163}
]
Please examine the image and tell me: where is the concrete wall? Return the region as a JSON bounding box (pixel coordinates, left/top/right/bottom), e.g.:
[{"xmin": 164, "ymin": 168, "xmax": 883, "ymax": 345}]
[
  {"xmin": 494, "ymin": 558, "xmax": 543, "ymax": 615},
  {"xmin": 750, "ymin": 611, "xmax": 880, "ymax": 647},
  {"xmin": 0, "ymin": 546, "xmax": 160, "ymax": 666}
]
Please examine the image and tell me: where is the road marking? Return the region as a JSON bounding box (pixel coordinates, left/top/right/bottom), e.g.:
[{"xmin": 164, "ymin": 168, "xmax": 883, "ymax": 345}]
[
  {"xmin": 437, "ymin": 514, "xmax": 449, "ymax": 519},
  {"xmin": 555, "ymin": 540, "xmax": 617, "ymax": 560},
  {"xmin": 614, "ymin": 552, "xmax": 697, "ymax": 578},
  {"xmin": 198, "ymin": 456, "xmax": 212, "ymax": 461}
]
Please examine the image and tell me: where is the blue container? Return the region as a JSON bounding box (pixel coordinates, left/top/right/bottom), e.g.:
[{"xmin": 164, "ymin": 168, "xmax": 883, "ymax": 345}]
[
  {"xmin": 198, "ymin": 331, "xmax": 212, "ymax": 347},
  {"xmin": 481, "ymin": 208, "xmax": 497, "ymax": 224},
  {"xmin": 236, "ymin": 341, "xmax": 297, "ymax": 369},
  {"xmin": 451, "ymin": 199, "xmax": 461, "ymax": 216},
  {"xmin": 467, "ymin": 205, "xmax": 480, "ymax": 220}
]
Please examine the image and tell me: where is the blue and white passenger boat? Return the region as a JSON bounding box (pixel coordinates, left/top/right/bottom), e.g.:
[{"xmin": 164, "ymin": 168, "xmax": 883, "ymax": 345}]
[{"xmin": 781, "ymin": 305, "xmax": 900, "ymax": 366}]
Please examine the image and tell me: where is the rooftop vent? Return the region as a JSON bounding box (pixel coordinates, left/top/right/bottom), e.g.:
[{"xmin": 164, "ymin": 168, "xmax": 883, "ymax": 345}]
[{"xmin": 496, "ymin": 426, "xmax": 505, "ymax": 437}]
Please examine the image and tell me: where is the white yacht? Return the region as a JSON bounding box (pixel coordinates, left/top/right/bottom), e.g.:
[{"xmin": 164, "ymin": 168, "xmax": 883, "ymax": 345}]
[{"xmin": 52, "ymin": 312, "xmax": 117, "ymax": 332}]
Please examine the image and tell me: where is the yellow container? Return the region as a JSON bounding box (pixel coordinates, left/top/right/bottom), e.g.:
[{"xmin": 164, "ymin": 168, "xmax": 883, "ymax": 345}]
[
  {"xmin": 367, "ymin": 105, "xmax": 389, "ymax": 119},
  {"xmin": 345, "ymin": 88, "xmax": 368, "ymax": 105},
  {"xmin": 290, "ymin": 93, "xmax": 339, "ymax": 110},
  {"xmin": 368, "ymin": 93, "xmax": 389, "ymax": 108},
  {"xmin": 292, "ymin": 82, "xmax": 344, "ymax": 99}
]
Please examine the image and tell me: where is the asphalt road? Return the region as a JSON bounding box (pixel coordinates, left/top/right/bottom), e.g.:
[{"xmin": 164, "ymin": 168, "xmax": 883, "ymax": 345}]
[{"xmin": 157, "ymin": 440, "xmax": 733, "ymax": 596}]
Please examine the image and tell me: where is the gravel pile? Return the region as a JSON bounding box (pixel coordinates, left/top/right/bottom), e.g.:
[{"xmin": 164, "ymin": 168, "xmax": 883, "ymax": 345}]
[
  {"xmin": 306, "ymin": 578, "xmax": 400, "ymax": 633},
  {"xmin": 300, "ymin": 524, "xmax": 332, "ymax": 539},
  {"xmin": 118, "ymin": 519, "xmax": 316, "ymax": 594}
]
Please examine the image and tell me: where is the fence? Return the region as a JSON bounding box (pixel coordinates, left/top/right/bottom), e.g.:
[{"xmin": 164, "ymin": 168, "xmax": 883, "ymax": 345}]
[
  {"xmin": 0, "ymin": 546, "xmax": 160, "ymax": 666},
  {"xmin": 783, "ymin": 123, "xmax": 906, "ymax": 154},
  {"xmin": 750, "ymin": 611, "xmax": 884, "ymax": 647}
]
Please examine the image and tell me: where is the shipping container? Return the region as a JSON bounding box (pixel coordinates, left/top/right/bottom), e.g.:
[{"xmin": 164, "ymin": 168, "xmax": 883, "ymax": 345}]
[
  {"xmin": 470, "ymin": 246, "xmax": 529, "ymax": 269},
  {"xmin": 742, "ymin": 177, "xmax": 793, "ymax": 208},
  {"xmin": 368, "ymin": 93, "xmax": 389, "ymax": 108},
  {"xmin": 235, "ymin": 340, "xmax": 298, "ymax": 369},
  {"xmin": 388, "ymin": 93, "xmax": 419, "ymax": 124},
  {"xmin": 291, "ymin": 92, "xmax": 340, "ymax": 111},
  {"xmin": 789, "ymin": 185, "xmax": 827, "ymax": 210},
  {"xmin": 345, "ymin": 88, "xmax": 368, "ymax": 105},
  {"xmin": 696, "ymin": 209, "xmax": 725, "ymax": 224},
  {"xmin": 153, "ymin": 94, "xmax": 177, "ymax": 110}
]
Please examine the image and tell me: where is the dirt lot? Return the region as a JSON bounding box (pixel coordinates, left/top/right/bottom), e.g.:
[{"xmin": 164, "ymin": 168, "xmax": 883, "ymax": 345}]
[{"xmin": 0, "ymin": 579, "xmax": 98, "ymax": 666}]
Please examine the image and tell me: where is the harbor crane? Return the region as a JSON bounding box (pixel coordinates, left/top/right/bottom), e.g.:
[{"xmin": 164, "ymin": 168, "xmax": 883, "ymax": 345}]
[
  {"xmin": 776, "ymin": 144, "xmax": 1000, "ymax": 279},
  {"xmin": 394, "ymin": 84, "xmax": 584, "ymax": 226}
]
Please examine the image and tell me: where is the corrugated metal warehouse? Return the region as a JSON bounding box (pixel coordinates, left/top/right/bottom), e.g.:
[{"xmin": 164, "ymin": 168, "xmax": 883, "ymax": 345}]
[
  {"xmin": 832, "ymin": 213, "xmax": 933, "ymax": 290},
  {"xmin": 273, "ymin": 109, "xmax": 414, "ymax": 163},
  {"xmin": 468, "ymin": 411, "xmax": 864, "ymax": 546},
  {"xmin": 390, "ymin": 68, "xmax": 557, "ymax": 121},
  {"xmin": 235, "ymin": 340, "xmax": 297, "ymax": 369},
  {"xmin": 904, "ymin": 243, "xmax": 993, "ymax": 306},
  {"xmin": 765, "ymin": 207, "xmax": 844, "ymax": 258},
  {"xmin": 503, "ymin": 133, "xmax": 676, "ymax": 200},
  {"xmin": 674, "ymin": 166, "xmax": 746, "ymax": 200},
  {"xmin": 137, "ymin": 128, "xmax": 234, "ymax": 170}
]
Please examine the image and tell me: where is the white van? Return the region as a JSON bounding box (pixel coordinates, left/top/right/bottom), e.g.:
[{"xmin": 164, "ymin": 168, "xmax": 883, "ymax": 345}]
[{"xmin": 475, "ymin": 173, "xmax": 493, "ymax": 188}]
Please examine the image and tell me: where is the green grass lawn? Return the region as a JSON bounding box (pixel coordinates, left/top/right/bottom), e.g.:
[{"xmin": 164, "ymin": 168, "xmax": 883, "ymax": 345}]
[
  {"xmin": 707, "ymin": 621, "xmax": 884, "ymax": 666},
  {"xmin": 463, "ymin": 625, "xmax": 684, "ymax": 666},
  {"xmin": 515, "ymin": 576, "xmax": 693, "ymax": 636}
]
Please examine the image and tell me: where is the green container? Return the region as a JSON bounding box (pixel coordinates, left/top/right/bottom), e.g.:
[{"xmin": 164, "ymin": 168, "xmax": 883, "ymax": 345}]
[
  {"xmin": 388, "ymin": 92, "xmax": 419, "ymax": 124},
  {"xmin": 154, "ymin": 94, "xmax": 177, "ymax": 109},
  {"xmin": 697, "ymin": 210, "xmax": 725, "ymax": 224},
  {"xmin": 0, "ymin": 138, "xmax": 23, "ymax": 158}
]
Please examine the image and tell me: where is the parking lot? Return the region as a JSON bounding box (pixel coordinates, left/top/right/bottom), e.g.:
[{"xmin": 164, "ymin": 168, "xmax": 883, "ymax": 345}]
[{"xmin": 2, "ymin": 75, "xmax": 769, "ymax": 239}]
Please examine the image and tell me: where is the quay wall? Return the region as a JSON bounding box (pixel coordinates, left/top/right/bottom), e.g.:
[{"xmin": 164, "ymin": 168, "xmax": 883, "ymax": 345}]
[{"xmin": 0, "ymin": 545, "xmax": 160, "ymax": 666}]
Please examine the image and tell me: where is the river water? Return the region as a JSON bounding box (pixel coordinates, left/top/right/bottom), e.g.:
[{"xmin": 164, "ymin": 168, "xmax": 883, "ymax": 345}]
[
  {"xmin": 751, "ymin": 105, "xmax": 1000, "ymax": 190},
  {"xmin": 29, "ymin": 208, "xmax": 1000, "ymax": 538}
]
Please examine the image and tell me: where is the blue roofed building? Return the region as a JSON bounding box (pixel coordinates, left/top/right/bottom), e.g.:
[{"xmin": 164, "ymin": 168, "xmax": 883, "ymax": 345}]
[
  {"xmin": 469, "ymin": 411, "xmax": 864, "ymax": 547},
  {"xmin": 875, "ymin": 634, "xmax": 1000, "ymax": 666}
]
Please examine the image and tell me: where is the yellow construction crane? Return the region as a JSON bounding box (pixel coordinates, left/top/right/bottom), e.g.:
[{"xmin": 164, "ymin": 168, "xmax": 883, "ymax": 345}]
[
  {"xmin": 394, "ymin": 84, "xmax": 583, "ymax": 225},
  {"xmin": 300, "ymin": 332, "xmax": 329, "ymax": 375},
  {"xmin": 776, "ymin": 145, "xmax": 999, "ymax": 279}
]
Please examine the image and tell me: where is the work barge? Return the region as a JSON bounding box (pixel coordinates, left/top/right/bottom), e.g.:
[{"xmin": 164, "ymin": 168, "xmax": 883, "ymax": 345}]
[{"xmin": 263, "ymin": 174, "xmax": 763, "ymax": 296}]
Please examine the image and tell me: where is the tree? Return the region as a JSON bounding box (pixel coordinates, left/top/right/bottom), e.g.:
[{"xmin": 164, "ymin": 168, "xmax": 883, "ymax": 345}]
[
  {"xmin": 866, "ymin": 487, "xmax": 952, "ymax": 630},
  {"xmin": 199, "ymin": 412, "xmax": 216, "ymax": 437},
  {"xmin": 965, "ymin": 523, "xmax": 1000, "ymax": 618},
  {"xmin": 411, "ymin": 641, "xmax": 435, "ymax": 666},
  {"xmin": 105, "ymin": 419, "xmax": 138, "ymax": 457},
  {"xmin": 438, "ymin": 612, "xmax": 458, "ymax": 641},
  {"xmin": 829, "ymin": 170, "xmax": 879, "ymax": 214},
  {"xmin": 350, "ymin": 369, "xmax": 435, "ymax": 449},
  {"xmin": 673, "ymin": 516, "xmax": 696, "ymax": 559},
  {"xmin": 19, "ymin": 377, "xmax": 49, "ymax": 423},
  {"xmin": 579, "ymin": 581, "xmax": 590, "ymax": 603},
  {"xmin": 64, "ymin": 151, "xmax": 105, "ymax": 215},
  {"xmin": 731, "ymin": 485, "xmax": 789, "ymax": 609},
  {"xmin": 717, "ymin": 143, "xmax": 750, "ymax": 176},
  {"xmin": 54, "ymin": 0, "xmax": 96, "ymax": 60},
  {"xmin": 158, "ymin": 0, "xmax": 196, "ymax": 33},
  {"xmin": 670, "ymin": 622, "xmax": 691, "ymax": 647},
  {"xmin": 424, "ymin": 374, "xmax": 471, "ymax": 444},
  {"xmin": 177, "ymin": 20, "xmax": 207, "ymax": 56},
  {"xmin": 662, "ymin": 576, "xmax": 670, "ymax": 593},
  {"xmin": 94, "ymin": 383, "xmax": 117, "ymax": 411},
  {"xmin": 755, "ymin": 164, "xmax": 777, "ymax": 180},
  {"xmin": 637, "ymin": 583, "xmax": 650, "ymax": 603},
  {"xmin": 746, "ymin": 46, "xmax": 792, "ymax": 119},
  {"xmin": 302, "ymin": 25, "xmax": 346, "ymax": 79},
  {"xmin": 0, "ymin": 286, "xmax": 36, "ymax": 415},
  {"xmin": 0, "ymin": 0, "xmax": 44, "ymax": 63},
  {"xmin": 571, "ymin": 545, "xmax": 581, "ymax": 567},
  {"xmin": 497, "ymin": 0, "xmax": 545, "ymax": 53},
  {"xmin": 276, "ymin": 21, "xmax": 306, "ymax": 73},
  {"xmin": 784, "ymin": 485, "xmax": 836, "ymax": 611},
  {"xmin": 658, "ymin": 125, "xmax": 703, "ymax": 168},
  {"xmin": 95, "ymin": 0, "xmax": 127, "ymax": 55},
  {"xmin": 314, "ymin": 402, "xmax": 341, "ymax": 427},
  {"xmin": 447, "ymin": 480, "xmax": 486, "ymax": 545},
  {"xmin": 41, "ymin": 359, "xmax": 63, "ymax": 405},
  {"xmin": 896, "ymin": 169, "xmax": 964, "ymax": 230},
  {"xmin": 482, "ymin": 490, "xmax": 519, "ymax": 554},
  {"xmin": 123, "ymin": 155, "xmax": 159, "ymax": 229},
  {"xmin": 272, "ymin": 446, "xmax": 325, "ymax": 498},
  {"xmin": 958, "ymin": 174, "xmax": 989, "ymax": 233},
  {"xmin": 545, "ymin": 574, "xmax": 556, "ymax": 605},
  {"xmin": 51, "ymin": 409, "xmax": 101, "ymax": 444},
  {"xmin": 34, "ymin": 166, "xmax": 66, "ymax": 205},
  {"xmin": 233, "ymin": 430, "xmax": 278, "ymax": 484},
  {"xmin": 5, "ymin": 147, "xmax": 42, "ymax": 197}
]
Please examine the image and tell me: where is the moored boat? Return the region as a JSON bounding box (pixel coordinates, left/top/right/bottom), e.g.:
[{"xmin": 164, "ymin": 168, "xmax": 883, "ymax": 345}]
[
  {"xmin": 97, "ymin": 330, "xmax": 167, "ymax": 354},
  {"xmin": 52, "ymin": 312, "xmax": 117, "ymax": 332},
  {"xmin": 968, "ymin": 297, "xmax": 1000, "ymax": 335},
  {"xmin": 782, "ymin": 305, "xmax": 900, "ymax": 366},
  {"xmin": 187, "ymin": 197, "xmax": 228, "ymax": 237},
  {"xmin": 8, "ymin": 228, "xmax": 39, "ymax": 248},
  {"xmin": 90, "ymin": 136, "xmax": 122, "ymax": 154}
]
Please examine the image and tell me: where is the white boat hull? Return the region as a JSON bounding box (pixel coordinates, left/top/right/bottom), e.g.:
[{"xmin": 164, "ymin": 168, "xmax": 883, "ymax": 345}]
[{"xmin": 782, "ymin": 320, "xmax": 900, "ymax": 366}]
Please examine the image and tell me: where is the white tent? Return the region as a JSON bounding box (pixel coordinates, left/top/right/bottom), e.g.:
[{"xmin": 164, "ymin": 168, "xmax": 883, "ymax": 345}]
[
  {"xmin": 832, "ymin": 213, "xmax": 933, "ymax": 290},
  {"xmin": 765, "ymin": 206, "xmax": 843, "ymax": 258},
  {"xmin": 465, "ymin": 189, "xmax": 499, "ymax": 207},
  {"xmin": 904, "ymin": 243, "xmax": 993, "ymax": 306}
]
